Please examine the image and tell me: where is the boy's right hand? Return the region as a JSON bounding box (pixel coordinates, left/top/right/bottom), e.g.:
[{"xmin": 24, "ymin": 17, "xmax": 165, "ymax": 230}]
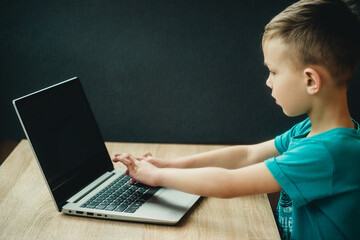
[{"xmin": 112, "ymin": 153, "xmax": 161, "ymax": 186}]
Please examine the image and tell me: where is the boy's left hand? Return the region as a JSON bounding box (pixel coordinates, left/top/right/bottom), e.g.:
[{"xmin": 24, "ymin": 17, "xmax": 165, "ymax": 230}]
[{"xmin": 112, "ymin": 153, "xmax": 160, "ymax": 187}]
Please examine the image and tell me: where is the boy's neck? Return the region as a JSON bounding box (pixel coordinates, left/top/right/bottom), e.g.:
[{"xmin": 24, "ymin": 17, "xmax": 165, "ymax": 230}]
[{"xmin": 307, "ymin": 88, "xmax": 354, "ymax": 137}]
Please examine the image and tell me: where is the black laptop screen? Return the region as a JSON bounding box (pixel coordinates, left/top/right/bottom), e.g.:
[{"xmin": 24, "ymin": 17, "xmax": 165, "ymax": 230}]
[{"xmin": 14, "ymin": 78, "xmax": 114, "ymax": 210}]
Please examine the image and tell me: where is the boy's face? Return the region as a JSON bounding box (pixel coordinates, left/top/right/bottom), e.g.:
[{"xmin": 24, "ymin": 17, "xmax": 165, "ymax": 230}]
[{"xmin": 263, "ymin": 38, "xmax": 310, "ymax": 117}]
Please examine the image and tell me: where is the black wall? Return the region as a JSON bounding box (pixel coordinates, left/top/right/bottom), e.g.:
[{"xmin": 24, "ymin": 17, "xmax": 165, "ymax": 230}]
[{"xmin": 1, "ymin": 0, "xmax": 359, "ymax": 144}]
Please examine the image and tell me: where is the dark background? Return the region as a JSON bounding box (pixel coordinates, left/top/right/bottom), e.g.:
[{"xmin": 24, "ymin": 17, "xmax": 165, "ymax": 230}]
[{"xmin": 1, "ymin": 0, "xmax": 359, "ymax": 144}]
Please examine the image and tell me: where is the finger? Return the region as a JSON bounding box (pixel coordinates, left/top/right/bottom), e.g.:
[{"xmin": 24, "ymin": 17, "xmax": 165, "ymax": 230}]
[
  {"xmin": 112, "ymin": 156, "xmax": 125, "ymax": 163},
  {"xmin": 143, "ymin": 152, "xmax": 152, "ymax": 157},
  {"xmin": 112, "ymin": 157, "xmax": 124, "ymax": 163},
  {"xmin": 115, "ymin": 154, "xmax": 132, "ymax": 161},
  {"xmin": 117, "ymin": 157, "xmax": 132, "ymax": 167},
  {"xmin": 114, "ymin": 153, "xmax": 129, "ymax": 157},
  {"xmin": 113, "ymin": 153, "xmax": 129, "ymax": 162}
]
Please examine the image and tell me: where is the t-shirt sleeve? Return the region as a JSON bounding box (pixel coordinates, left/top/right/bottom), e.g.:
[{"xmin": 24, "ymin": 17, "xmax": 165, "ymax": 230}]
[
  {"xmin": 265, "ymin": 141, "xmax": 334, "ymax": 208},
  {"xmin": 274, "ymin": 118, "xmax": 311, "ymax": 154}
]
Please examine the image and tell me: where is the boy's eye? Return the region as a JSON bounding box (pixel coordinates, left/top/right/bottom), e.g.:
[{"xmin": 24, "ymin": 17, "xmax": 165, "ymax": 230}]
[{"xmin": 265, "ymin": 66, "xmax": 276, "ymax": 76}]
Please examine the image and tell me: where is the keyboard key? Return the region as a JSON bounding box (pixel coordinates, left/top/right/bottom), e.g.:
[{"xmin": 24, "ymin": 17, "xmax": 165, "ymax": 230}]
[
  {"xmin": 95, "ymin": 204, "xmax": 108, "ymax": 210},
  {"xmin": 114, "ymin": 204, "xmax": 128, "ymax": 212},
  {"xmin": 86, "ymin": 203, "xmax": 97, "ymax": 209},
  {"xmin": 124, "ymin": 207, "xmax": 138, "ymax": 213},
  {"xmin": 105, "ymin": 204, "xmax": 117, "ymax": 211}
]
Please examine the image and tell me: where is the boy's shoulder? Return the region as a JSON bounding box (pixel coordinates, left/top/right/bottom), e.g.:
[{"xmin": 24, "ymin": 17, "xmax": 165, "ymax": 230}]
[
  {"xmin": 276, "ymin": 118, "xmax": 360, "ymax": 153},
  {"xmin": 275, "ymin": 118, "xmax": 311, "ymax": 153},
  {"xmin": 288, "ymin": 118, "xmax": 311, "ymax": 137},
  {"xmin": 265, "ymin": 118, "xmax": 360, "ymax": 207}
]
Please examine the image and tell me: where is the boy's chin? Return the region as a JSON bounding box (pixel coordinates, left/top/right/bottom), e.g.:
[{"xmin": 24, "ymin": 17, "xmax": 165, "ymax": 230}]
[{"xmin": 282, "ymin": 108, "xmax": 305, "ymax": 117}]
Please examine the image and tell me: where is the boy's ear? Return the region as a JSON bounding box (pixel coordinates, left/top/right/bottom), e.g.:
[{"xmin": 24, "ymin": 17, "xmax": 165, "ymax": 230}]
[{"xmin": 304, "ymin": 67, "xmax": 321, "ymax": 95}]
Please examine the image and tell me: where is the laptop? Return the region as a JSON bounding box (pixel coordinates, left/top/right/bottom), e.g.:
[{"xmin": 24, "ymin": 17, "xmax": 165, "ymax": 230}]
[{"xmin": 13, "ymin": 77, "xmax": 200, "ymax": 225}]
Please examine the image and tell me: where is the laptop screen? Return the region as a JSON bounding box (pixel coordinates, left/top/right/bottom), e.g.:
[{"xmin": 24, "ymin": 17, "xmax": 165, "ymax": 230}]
[{"xmin": 13, "ymin": 78, "xmax": 113, "ymax": 210}]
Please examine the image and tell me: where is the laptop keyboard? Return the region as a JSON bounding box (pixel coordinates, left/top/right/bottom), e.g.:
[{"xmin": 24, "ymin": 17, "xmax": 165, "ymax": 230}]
[{"xmin": 81, "ymin": 174, "xmax": 159, "ymax": 213}]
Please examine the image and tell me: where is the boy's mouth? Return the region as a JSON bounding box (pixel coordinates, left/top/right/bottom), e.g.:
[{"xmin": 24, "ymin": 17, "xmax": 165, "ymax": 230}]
[{"xmin": 271, "ymin": 94, "xmax": 278, "ymax": 104}]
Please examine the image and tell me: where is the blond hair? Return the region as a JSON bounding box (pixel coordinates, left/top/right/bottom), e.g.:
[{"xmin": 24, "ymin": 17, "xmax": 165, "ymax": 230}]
[{"xmin": 263, "ymin": 0, "xmax": 360, "ymax": 86}]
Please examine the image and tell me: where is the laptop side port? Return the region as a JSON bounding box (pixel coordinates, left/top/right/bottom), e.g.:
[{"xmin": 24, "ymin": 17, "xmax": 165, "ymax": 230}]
[{"xmin": 87, "ymin": 212, "xmax": 94, "ymax": 216}]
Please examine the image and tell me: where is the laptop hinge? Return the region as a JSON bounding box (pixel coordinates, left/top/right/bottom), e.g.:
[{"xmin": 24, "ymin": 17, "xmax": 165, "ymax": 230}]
[{"xmin": 67, "ymin": 171, "xmax": 115, "ymax": 203}]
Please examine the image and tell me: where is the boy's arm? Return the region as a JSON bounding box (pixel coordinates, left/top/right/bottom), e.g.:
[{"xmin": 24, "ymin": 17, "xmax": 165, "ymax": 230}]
[
  {"xmin": 113, "ymin": 140, "xmax": 281, "ymax": 197},
  {"xmin": 117, "ymin": 156, "xmax": 282, "ymax": 198},
  {"xmin": 157, "ymin": 163, "xmax": 282, "ymax": 198},
  {"xmin": 170, "ymin": 139, "xmax": 280, "ymax": 169}
]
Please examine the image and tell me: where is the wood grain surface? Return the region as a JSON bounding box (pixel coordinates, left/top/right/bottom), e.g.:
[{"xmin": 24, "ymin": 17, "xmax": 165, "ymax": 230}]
[{"xmin": 0, "ymin": 140, "xmax": 280, "ymax": 240}]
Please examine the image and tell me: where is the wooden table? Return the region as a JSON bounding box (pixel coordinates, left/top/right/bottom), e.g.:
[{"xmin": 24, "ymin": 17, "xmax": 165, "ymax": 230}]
[{"xmin": 0, "ymin": 140, "xmax": 280, "ymax": 240}]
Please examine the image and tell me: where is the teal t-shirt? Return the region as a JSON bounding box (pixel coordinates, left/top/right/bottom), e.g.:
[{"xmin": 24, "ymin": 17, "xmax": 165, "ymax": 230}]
[{"xmin": 265, "ymin": 118, "xmax": 360, "ymax": 239}]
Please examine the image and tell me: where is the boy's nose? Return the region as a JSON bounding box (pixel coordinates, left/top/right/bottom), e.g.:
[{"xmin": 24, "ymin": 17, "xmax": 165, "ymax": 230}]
[{"xmin": 266, "ymin": 77, "xmax": 272, "ymax": 89}]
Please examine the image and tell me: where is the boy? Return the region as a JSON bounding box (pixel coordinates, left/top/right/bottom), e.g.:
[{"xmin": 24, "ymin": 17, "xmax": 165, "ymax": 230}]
[{"xmin": 113, "ymin": 0, "xmax": 360, "ymax": 239}]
